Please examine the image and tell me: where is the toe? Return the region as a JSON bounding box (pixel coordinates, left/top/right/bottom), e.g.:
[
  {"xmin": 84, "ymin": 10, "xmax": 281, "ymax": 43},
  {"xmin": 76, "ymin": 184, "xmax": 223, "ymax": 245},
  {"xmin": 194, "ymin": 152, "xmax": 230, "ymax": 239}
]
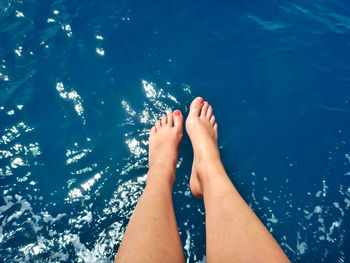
[
  {"xmin": 189, "ymin": 97, "xmax": 204, "ymax": 117},
  {"xmin": 156, "ymin": 120, "xmax": 161, "ymax": 129},
  {"xmin": 210, "ymin": 115, "xmax": 215, "ymax": 126},
  {"xmin": 167, "ymin": 112, "xmax": 174, "ymax": 126},
  {"xmin": 201, "ymin": 102, "xmax": 209, "ymax": 117},
  {"xmin": 207, "ymin": 105, "xmax": 213, "ymax": 118},
  {"xmin": 161, "ymin": 115, "xmax": 167, "ymax": 126},
  {"xmin": 213, "ymin": 123, "xmax": 218, "ymax": 131},
  {"xmin": 173, "ymin": 110, "xmax": 183, "ymax": 130},
  {"xmin": 151, "ymin": 126, "xmax": 156, "ymax": 133}
]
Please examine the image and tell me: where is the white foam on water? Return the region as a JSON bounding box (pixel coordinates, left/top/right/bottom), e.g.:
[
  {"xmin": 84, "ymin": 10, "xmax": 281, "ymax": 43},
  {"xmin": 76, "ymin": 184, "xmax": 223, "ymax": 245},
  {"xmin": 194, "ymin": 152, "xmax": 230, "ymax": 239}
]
[
  {"xmin": 345, "ymin": 198, "xmax": 350, "ymax": 208},
  {"xmin": 345, "ymin": 153, "xmax": 350, "ymax": 164},
  {"xmin": 297, "ymin": 241, "xmax": 307, "ymax": 255},
  {"xmin": 56, "ymin": 82, "xmax": 85, "ymax": 123},
  {"xmin": 66, "ymin": 148, "xmax": 91, "ymax": 165},
  {"xmin": 263, "ymin": 196, "xmax": 270, "ymax": 201},
  {"xmin": 0, "ymin": 190, "xmax": 128, "ymax": 262},
  {"xmin": 296, "ymin": 232, "xmax": 308, "ymax": 255},
  {"xmin": 143, "ymin": 80, "xmax": 157, "ymax": 99},
  {"xmin": 41, "ymin": 212, "xmax": 66, "ymax": 224},
  {"xmin": 247, "ymin": 15, "xmax": 288, "ymax": 31},
  {"xmin": 14, "ymin": 46, "xmax": 23, "ymax": 56},
  {"xmin": 96, "ymin": 48, "xmax": 105, "ymax": 56},
  {"xmin": 197, "ymin": 255, "xmax": 206, "ymax": 263},
  {"xmin": 267, "ymin": 213, "xmax": 278, "ymax": 224},
  {"xmin": 16, "ymin": 11, "xmax": 25, "ymax": 17},
  {"xmin": 10, "ymin": 157, "xmax": 25, "ymax": 168},
  {"xmin": 184, "ymin": 230, "xmax": 191, "ymax": 263},
  {"xmin": 125, "ymin": 138, "xmax": 147, "ymax": 158},
  {"xmin": 62, "ymin": 24, "xmax": 72, "ymax": 37},
  {"xmin": 333, "ymin": 202, "xmax": 345, "ymax": 216}
]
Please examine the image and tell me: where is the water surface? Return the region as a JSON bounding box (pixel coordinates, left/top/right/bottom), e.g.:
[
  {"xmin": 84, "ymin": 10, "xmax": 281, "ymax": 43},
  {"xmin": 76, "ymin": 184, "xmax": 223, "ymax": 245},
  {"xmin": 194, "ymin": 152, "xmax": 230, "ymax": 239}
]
[{"xmin": 1, "ymin": 1, "xmax": 350, "ymax": 262}]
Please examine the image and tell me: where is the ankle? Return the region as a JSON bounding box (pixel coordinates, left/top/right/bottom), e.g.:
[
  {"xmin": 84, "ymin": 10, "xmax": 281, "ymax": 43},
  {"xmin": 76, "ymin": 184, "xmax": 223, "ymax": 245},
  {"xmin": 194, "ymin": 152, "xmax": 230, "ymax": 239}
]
[
  {"xmin": 145, "ymin": 178, "xmax": 174, "ymax": 195},
  {"xmin": 146, "ymin": 165, "xmax": 176, "ymax": 187},
  {"xmin": 149, "ymin": 160, "xmax": 177, "ymax": 173},
  {"xmin": 196, "ymin": 160, "xmax": 232, "ymax": 192},
  {"xmin": 195, "ymin": 158, "xmax": 223, "ymax": 178}
]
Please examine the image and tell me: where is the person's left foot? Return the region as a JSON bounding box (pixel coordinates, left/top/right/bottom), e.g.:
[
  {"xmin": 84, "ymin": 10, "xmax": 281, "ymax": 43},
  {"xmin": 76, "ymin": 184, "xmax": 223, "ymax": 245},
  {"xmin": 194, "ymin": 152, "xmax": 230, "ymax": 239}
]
[{"xmin": 147, "ymin": 110, "xmax": 183, "ymax": 184}]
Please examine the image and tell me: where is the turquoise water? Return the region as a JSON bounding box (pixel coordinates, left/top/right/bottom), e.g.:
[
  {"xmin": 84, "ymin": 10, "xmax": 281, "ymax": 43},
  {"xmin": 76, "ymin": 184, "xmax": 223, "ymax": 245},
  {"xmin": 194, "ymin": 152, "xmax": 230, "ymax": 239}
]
[{"xmin": 1, "ymin": 1, "xmax": 350, "ymax": 262}]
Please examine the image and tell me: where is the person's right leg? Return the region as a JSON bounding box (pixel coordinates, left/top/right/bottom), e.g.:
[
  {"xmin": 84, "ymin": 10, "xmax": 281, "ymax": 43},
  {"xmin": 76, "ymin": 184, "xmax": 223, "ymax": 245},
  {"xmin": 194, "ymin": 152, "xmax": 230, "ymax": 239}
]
[{"xmin": 186, "ymin": 97, "xmax": 290, "ymax": 263}]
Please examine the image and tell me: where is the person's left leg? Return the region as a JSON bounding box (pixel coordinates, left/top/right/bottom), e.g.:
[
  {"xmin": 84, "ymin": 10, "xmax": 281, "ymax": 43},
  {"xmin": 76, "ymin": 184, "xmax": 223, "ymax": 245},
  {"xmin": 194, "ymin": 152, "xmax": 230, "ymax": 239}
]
[{"xmin": 115, "ymin": 111, "xmax": 185, "ymax": 263}]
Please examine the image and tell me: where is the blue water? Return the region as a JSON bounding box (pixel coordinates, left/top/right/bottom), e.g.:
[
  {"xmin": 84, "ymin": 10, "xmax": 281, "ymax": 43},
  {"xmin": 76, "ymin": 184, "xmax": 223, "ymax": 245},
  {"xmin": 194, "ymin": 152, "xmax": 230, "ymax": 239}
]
[{"xmin": 1, "ymin": 0, "xmax": 350, "ymax": 262}]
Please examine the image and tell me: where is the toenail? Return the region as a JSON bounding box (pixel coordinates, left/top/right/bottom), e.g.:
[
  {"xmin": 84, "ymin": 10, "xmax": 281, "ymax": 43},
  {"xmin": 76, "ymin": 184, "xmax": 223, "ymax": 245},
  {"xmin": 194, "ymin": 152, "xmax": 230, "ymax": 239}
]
[
  {"xmin": 196, "ymin": 97, "xmax": 204, "ymax": 103},
  {"xmin": 174, "ymin": 110, "xmax": 181, "ymax": 116}
]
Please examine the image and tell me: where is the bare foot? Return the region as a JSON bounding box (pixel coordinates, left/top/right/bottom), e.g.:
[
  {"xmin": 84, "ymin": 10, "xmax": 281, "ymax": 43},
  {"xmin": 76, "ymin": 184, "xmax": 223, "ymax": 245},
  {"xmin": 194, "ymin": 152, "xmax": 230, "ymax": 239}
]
[
  {"xmin": 186, "ymin": 97, "xmax": 220, "ymax": 198},
  {"xmin": 147, "ymin": 110, "xmax": 183, "ymax": 184}
]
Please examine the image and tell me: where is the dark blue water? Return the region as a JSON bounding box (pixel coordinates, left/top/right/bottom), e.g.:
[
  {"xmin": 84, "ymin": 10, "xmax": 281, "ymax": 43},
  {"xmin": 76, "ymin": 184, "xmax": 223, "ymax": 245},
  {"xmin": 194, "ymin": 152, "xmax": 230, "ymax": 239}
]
[{"xmin": 1, "ymin": 0, "xmax": 350, "ymax": 262}]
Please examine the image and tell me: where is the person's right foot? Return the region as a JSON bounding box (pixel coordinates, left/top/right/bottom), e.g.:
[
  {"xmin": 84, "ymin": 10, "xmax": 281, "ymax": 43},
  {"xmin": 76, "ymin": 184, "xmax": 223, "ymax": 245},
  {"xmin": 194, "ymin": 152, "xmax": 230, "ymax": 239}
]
[{"xmin": 185, "ymin": 97, "xmax": 220, "ymax": 198}]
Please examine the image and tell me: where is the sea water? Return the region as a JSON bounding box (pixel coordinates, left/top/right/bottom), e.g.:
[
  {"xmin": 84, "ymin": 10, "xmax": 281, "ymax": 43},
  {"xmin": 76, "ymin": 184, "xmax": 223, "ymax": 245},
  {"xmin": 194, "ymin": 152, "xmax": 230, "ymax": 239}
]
[{"xmin": 1, "ymin": 0, "xmax": 350, "ymax": 262}]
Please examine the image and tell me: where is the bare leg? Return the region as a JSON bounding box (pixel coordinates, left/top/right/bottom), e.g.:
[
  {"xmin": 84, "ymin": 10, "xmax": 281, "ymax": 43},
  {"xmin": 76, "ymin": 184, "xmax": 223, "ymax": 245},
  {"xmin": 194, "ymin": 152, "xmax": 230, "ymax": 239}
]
[
  {"xmin": 186, "ymin": 98, "xmax": 290, "ymax": 263},
  {"xmin": 115, "ymin": 111, "xmax": 185, "ymax": 263}
]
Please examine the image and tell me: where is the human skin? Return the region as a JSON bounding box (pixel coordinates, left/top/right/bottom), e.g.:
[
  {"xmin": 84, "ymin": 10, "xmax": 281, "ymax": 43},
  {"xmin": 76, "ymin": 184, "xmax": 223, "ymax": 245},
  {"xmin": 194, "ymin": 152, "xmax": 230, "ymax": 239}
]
[
  {"xmin": 115, "ymin": 98, "xmax": 290, "ymax": 263},
  {"xmin": 115, "ymin": 110, "xmax": 185, "ymax": 263},
  {"xmin": 186, "ymin": 98, "xmax": 290, "ymax": 263}
]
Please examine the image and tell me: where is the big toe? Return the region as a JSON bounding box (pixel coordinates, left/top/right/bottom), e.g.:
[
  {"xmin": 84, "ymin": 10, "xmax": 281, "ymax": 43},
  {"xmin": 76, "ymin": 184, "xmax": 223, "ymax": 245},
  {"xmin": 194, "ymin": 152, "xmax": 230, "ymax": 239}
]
[{"xmin": 189, "ymin": 97, "xmax": 204, "ymax": 117}]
